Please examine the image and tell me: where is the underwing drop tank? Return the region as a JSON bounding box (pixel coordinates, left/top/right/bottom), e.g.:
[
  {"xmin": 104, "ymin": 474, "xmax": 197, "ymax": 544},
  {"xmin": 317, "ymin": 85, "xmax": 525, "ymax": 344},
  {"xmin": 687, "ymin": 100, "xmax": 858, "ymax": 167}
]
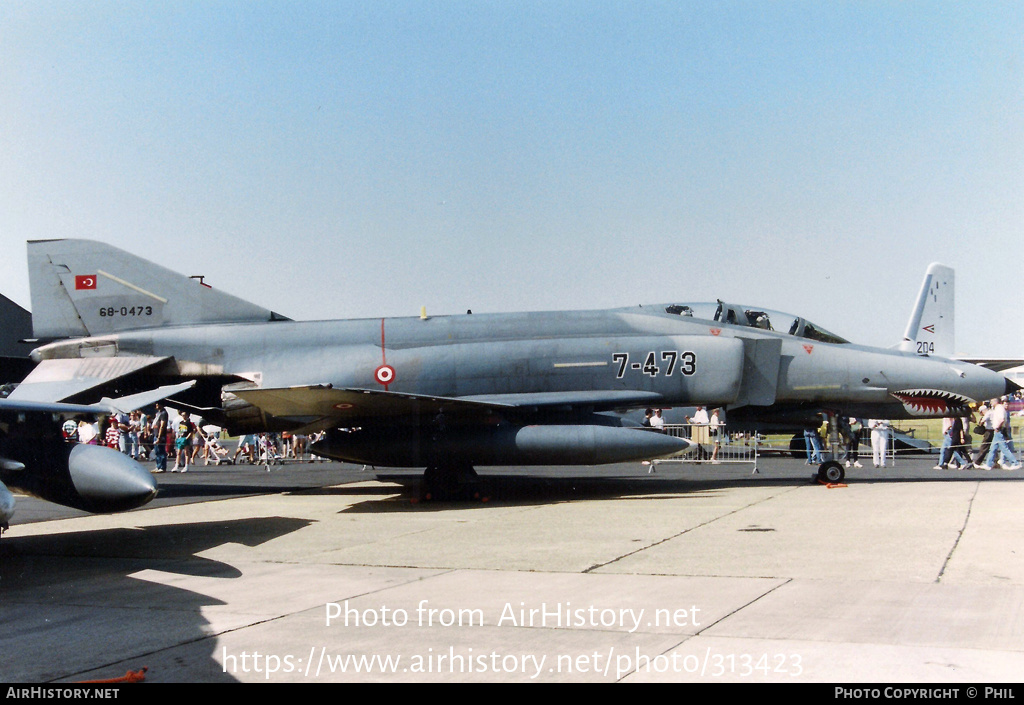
[{"xmin": 315, "ymin": 424, "xmax": 691, "ymax": 467}]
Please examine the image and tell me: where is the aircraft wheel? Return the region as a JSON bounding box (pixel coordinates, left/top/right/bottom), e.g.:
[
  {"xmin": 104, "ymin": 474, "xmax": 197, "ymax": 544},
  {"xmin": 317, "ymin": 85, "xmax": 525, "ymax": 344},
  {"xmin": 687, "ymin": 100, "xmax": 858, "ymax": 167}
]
[
  {"xmin": 422, "ymin": 466, "xmax": 449, "ymax": 496},
  {"xmin": 817, "ymin": 461, "xmax": 845, "ymax": 484},
  {"xmin": 422, "ymin": 464, "xmax": 479, "ymax": 500}
]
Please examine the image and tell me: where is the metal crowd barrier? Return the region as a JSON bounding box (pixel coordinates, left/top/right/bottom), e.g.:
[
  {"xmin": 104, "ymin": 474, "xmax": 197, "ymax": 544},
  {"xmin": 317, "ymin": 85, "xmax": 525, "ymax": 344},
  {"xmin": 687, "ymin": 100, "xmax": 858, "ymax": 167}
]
[
  {"xmin": 653, "ymin": 424, "xmax": 759, "ymax": 472},
  {"xmin": 650, "ymin": 417, "xmax": 1021, "ymax": 472}
]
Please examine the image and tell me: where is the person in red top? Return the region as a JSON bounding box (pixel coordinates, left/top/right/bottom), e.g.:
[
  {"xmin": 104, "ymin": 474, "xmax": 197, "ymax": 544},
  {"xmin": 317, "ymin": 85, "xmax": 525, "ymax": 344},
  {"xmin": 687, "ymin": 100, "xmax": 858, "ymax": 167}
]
[{"xmin": 104, "ymin": 416, "xmax": 121, "ymax": 449}]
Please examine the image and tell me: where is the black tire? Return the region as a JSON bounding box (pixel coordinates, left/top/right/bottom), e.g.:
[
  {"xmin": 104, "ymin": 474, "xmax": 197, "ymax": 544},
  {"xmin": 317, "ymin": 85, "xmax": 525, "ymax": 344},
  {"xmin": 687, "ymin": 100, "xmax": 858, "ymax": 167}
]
[
  {"xmin": 817, "ymin": 461, "xmax": 845, "ymax": 484},
  {"xmin": 422, "ymin": 464, "xmax": 479, "ymax": 500}
]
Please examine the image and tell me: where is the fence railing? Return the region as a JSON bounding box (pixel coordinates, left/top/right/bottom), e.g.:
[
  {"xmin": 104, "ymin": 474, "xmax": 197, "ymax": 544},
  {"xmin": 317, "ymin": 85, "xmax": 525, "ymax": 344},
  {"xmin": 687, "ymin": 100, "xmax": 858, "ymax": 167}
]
[{"xmin": 653, "ymin": 424, "xmax": 759, "ymax": 472}]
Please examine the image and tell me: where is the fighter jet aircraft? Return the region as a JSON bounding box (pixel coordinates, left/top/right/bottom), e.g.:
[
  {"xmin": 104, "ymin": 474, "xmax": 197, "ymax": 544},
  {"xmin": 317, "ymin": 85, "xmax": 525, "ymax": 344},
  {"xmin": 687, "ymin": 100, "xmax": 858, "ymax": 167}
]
[
  {"xmin": 0, "ymin": 381, "xmax": 194, "ymax": 534},
  {"xmin": 9, "ymin": 240, "xmax": 1017, "ymax": 493}
]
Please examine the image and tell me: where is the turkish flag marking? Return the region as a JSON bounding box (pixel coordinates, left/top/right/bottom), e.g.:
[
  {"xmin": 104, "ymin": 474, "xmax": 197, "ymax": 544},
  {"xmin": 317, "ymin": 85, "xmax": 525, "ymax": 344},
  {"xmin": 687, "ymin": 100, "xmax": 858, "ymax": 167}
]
[{"xmin": 75, "ymin": 275, "xmax": 97, "ymax": 290}]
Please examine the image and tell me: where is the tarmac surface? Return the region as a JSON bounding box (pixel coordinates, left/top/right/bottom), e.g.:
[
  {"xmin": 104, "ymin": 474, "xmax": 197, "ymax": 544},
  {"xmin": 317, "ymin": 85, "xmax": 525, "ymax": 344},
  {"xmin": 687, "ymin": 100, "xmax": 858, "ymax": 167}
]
[{"xmin": 2, "ymin": 451, "xmax": 1024, "ymax": 683}]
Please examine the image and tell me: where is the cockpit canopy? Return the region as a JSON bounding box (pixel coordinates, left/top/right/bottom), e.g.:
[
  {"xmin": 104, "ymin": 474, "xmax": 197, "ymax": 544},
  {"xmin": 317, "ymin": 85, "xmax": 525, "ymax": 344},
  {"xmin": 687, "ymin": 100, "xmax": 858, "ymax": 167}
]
[{"xmin": 659, "ymin": 300, "xmax": 850, "ymax": 345}]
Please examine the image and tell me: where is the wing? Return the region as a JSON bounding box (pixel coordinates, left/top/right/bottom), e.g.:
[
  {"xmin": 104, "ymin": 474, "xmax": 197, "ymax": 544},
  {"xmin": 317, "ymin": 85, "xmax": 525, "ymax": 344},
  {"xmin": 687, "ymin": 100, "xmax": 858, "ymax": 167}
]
[
  {"xmin": 957, "ymin": 358, "xmax": 1024, "ymax": 373},
  {"xmin": 232, "ymin": 385, "xmax": 666, "ymax": 430}
]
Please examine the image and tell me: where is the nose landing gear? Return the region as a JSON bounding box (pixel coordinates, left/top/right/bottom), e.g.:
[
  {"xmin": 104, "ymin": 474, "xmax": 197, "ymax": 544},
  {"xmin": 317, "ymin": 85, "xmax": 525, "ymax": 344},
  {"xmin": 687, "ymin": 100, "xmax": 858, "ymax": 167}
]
[{"xmin": 816, "ymin": 460, "xmax": 845, "ymax": 484}]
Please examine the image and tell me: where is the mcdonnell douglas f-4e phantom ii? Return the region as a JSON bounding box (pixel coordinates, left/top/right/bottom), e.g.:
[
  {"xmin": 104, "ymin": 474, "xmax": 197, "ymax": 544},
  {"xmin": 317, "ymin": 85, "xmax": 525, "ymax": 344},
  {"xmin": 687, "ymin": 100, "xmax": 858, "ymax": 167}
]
[{"xmin": 8, "ymin": 240, "xmax": 1018, "ymax": 494}]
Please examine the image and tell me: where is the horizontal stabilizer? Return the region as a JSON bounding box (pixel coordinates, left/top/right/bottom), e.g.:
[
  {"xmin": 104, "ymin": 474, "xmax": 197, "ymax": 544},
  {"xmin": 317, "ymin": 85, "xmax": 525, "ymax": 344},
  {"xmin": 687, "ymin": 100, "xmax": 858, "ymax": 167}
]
[
  {"xmin": 6, "ymin": 356, "xmax": 170, "ymax": 403},
  {"xmin": 0, "ymin": 380, "xmax": 195, "ymax": 416},
  {"xmin": 97, "ymin": 380, "xmax": 197, "ymax": 414}
]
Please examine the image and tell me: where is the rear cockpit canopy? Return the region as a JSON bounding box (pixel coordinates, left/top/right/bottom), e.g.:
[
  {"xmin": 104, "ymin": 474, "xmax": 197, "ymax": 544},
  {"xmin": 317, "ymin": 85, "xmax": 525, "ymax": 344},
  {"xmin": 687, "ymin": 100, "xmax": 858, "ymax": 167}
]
[{"xmin": 658, "ymin": 300, "xmax": 850, "ymax": 345}]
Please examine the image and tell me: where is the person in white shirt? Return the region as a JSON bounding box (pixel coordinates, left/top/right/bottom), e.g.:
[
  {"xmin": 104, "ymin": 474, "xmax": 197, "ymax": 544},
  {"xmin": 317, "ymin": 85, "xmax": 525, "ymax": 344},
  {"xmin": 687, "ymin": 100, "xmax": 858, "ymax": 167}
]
[
  {"xmin": 687, "ymin": 406, "xmax": 710, "ymax": 460},
  {"xmin": 709, "ymin": 408, "xmax": 722, "ymax": 462},
  {"xmin": 868, "ymin": 419, "xmax": 891, "ymax": 468},
  {"xmin": 77, "ymin": 420, "xmax": 98, "ymax": 445},
  {"xmin": 650, "ymin": 409, "xmax": 665, "ymax": 432}
]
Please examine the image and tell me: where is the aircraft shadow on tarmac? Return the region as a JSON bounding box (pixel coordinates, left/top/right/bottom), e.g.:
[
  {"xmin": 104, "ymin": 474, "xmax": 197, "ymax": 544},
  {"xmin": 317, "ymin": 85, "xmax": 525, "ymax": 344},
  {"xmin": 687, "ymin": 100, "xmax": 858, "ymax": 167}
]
[
  {"xmin": 331, "ymin": 473, "xmax": 785, "ymax": 512},
  {"xmin": 150, "ymin": 467, "xmax": 1024, "ymax": 517},
  {"xmin": 0, "ymin": 517, "xmax": 310, "ymax": 683},
  {"xmin": 154, "ymin": 481, "xmax": 356, "ymax": 500},
  {"xmin": 335, "ymin": 470, "xmax": 1024, "ymax": 512}
]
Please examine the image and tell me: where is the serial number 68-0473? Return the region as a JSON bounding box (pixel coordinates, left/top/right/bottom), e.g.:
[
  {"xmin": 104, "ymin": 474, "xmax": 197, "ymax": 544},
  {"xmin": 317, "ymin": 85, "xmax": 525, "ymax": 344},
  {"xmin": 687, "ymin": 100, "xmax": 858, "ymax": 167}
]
[{"xmin": 98, "ymin": 305, "xmax": 154, "ymax": 318}]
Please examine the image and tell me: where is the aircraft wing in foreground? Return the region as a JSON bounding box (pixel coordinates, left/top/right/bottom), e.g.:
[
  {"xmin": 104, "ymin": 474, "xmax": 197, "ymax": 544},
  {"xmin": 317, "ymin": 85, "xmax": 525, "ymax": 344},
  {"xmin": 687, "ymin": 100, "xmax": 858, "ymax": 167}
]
[
  {"xmin": 10, "ymin": 239, "xmax": 1018, "ymax": 494},
  {"xmin": 0, "ymin": 382, "xmax": 194, "ymax": 534}
]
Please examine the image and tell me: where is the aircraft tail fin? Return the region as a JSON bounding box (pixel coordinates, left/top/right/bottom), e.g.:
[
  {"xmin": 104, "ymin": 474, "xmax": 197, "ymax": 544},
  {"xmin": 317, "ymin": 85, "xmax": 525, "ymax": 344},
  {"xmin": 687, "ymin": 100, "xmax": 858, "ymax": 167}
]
[
  {"xmin": 898, "ymin": 263, "xmax": 954, "ymax": 357},
  {"xmin": 0, "ymin": 293, "xmax": 36, "ymax": 383},
  {"xmin": 27, "ymin": 239, "xmax": 289, "ymax": 338}
]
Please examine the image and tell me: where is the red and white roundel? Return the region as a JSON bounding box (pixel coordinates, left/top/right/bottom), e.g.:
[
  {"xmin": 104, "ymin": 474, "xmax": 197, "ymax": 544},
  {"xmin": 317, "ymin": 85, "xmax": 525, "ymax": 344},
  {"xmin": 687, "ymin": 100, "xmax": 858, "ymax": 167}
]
[{"xmin": 374, "ymin": 365, "xmax": 396, "ymax": 386}]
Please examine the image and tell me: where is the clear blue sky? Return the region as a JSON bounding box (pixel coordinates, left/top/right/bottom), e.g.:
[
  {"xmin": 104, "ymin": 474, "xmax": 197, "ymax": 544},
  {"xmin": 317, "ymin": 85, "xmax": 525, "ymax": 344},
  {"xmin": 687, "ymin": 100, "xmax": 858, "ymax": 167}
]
[{"xmin": 2, "ymin": 1, "xmax": 1021, "ymax": 356}]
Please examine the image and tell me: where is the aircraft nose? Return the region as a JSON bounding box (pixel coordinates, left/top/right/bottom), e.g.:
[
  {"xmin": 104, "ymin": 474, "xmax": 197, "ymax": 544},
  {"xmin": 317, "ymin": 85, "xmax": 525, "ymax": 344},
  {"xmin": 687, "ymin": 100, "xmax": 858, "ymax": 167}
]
[
  {"xmin": 0, "ymin": 479, "xmax": 15, "ymax": 529},
  {"xmin": 67, "ymin": 444, "xmax": 158, "ymax": 512}
]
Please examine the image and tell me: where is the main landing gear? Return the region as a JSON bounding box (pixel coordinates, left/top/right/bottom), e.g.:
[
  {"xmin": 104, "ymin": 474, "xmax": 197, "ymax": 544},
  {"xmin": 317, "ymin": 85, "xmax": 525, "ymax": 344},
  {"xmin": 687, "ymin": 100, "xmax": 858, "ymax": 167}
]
[{"xmin": 422, "ymin": 463, "xmax": 483, "ymax": 501}]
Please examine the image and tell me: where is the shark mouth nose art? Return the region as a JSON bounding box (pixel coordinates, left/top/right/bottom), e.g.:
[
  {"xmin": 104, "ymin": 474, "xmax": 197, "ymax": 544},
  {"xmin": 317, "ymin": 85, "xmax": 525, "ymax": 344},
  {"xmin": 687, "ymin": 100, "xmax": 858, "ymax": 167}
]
[{"xmin": 891, "ymin": 389, "xmax": 975, "ymax": 416}]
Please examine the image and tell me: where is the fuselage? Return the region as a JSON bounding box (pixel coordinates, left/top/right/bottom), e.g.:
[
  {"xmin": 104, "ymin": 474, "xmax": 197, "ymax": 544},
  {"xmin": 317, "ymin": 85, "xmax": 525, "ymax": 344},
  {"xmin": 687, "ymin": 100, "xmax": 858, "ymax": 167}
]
[{"xmin": 31, "ymin": 304, "xmax": 1011, "ymax": 429}]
